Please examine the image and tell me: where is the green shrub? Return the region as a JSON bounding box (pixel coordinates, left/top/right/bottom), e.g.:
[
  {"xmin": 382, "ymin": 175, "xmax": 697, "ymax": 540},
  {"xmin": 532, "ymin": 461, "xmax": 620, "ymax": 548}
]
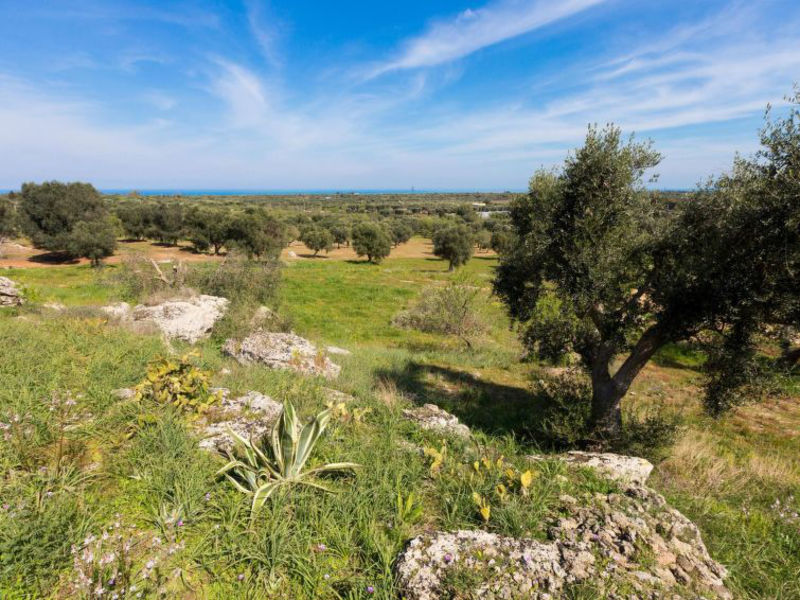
[
  {"xmin": 189, "ymin": 252, "xmax": 284, "ymax": 340},
  {"xmin": 393, "ymin": 281, "xmax": 487, "ymax": 348},
  {"xmin": 190, "ymin": 253, "xmax": 281, "ymax": 306},
  {"xmin": 115, "ymin": 253, "xmax": 185, "ymax": 302},
  {"xmin": 616, "ymin": 405, "xmax": 681, "ymax": 461},
  {"xmin": 530, "ymin": 372, "xmax": 592, "ymax": 448}
]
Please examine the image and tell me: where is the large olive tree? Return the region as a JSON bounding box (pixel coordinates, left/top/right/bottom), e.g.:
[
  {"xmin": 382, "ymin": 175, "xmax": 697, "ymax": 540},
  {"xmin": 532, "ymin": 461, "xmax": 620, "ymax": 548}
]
[
  {"xmin": 19, "ymin": 181, "xmax": 117, "ymax": 265},
  {"xmin": 495, "ymin": 112, "xmax": 800, "ymax": 438}
]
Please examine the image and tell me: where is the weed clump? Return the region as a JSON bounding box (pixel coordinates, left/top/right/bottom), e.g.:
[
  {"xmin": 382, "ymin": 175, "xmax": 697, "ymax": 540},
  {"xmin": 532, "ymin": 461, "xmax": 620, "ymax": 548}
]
[{"xmin": 135, "ymin": 353, "xmax": 221, "ymax": 413}]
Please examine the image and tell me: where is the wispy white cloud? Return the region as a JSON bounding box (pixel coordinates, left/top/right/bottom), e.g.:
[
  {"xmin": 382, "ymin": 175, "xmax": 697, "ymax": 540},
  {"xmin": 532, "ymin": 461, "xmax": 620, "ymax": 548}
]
[
  {"xmin": 246, "ymin": 0, "xmax": 283, "ymax": 67},
  {"xmin": 367, "ymin": 0, "xmax": 606, "ymax": 77},
  {"xmin": 209, "ymin": 59, "xmax": 272, "ymax": 128}
]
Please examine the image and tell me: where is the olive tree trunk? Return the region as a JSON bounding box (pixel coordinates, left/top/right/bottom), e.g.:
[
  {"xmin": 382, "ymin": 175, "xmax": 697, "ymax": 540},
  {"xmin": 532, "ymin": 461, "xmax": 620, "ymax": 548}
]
[{"xmin": 588, "ymin": 325, "xmax": 667, "ymax": 439}]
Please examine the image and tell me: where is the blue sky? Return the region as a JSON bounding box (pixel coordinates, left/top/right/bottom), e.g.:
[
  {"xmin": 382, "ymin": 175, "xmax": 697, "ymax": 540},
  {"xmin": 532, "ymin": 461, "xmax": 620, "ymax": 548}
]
[{"xmin": 1, "ymin": 0, "xmax": 799, "ymax": 190}]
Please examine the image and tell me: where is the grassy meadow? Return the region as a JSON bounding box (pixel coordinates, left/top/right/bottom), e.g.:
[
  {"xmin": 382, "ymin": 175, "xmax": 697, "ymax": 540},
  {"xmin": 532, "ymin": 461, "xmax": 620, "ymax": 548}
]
[{"xmin": 1, "ymin": 246, "xmax": 798, "ymax": 598}]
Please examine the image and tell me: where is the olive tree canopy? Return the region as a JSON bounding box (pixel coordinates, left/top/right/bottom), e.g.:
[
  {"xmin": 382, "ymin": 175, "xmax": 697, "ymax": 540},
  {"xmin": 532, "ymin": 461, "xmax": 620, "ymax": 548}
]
[{"xmin": 495, "ymin": 112, "xmax": 800, "ymax": 439}]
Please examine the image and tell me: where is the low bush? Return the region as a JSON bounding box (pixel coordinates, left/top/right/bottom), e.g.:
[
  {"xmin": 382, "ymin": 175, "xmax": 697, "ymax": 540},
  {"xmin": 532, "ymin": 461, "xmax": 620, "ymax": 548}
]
[
  {"xmin": 189, "ymin": 252, "xmax": 280, "ymax": 307},
  {"xmin": 115, "ymin": 253, "xmax": 188, "ymax": 302},
  {"xmin": 529, "ymin": 371, "xmax": 593, "ymax": 448},
  {"xmin": 392, "ymin": 281, "xmax": 487, "ymax": 348},
  {"xmin": 189, "ymin": 252, "xmax": 284, "ymax": 340}
]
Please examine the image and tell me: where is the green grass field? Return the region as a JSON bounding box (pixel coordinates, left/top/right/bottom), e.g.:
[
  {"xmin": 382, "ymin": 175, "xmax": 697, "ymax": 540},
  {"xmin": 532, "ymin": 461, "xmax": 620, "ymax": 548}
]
[{"xmin": 1, "ymin": 255, "xmax": 798, "ymax": 598}]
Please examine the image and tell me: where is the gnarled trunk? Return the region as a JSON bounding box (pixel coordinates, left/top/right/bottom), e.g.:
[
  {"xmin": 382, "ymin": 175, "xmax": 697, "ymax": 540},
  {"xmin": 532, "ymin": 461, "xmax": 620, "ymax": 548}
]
[{"xmin": 588, "ymin": 325, "xmax": 668, "ymax": 439}]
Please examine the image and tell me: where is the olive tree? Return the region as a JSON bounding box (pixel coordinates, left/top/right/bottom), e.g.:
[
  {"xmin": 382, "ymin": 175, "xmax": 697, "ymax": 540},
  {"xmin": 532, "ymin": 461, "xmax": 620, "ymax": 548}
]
[
  {"xmin": 351, "ymin": 222, "xmax": 391, "ymax": 263},
  {"xmin": 494, "ymin": 117, "xmax": 800, "ymax": 438},
  {"xmin": 433, "ymin": 224, "xmax": 473, "ymax": 271},
  {"xmin": 227, "ymin": 209, "xmax": 286, "ymax": 260},
  {"xmin": 300, "ymin": 227, "xmax": 334, "ymax": 256},
  {"xmin": 0, "ymin": 197, "xmax": 17, "ymax": 248},
  {"xmin": 19, "ymin": 181, "xmax": 118, "ymax": 264},
  {"xmin": 388, "ymin": 219, "xmax": 414, "ymax": 247}
]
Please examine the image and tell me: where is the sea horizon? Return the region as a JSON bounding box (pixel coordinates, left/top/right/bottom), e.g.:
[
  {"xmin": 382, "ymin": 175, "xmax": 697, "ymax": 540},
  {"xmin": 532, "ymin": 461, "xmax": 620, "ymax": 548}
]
[{"xmin": 1, "ymin": 187, "xmax": 691, "ymax": 196}]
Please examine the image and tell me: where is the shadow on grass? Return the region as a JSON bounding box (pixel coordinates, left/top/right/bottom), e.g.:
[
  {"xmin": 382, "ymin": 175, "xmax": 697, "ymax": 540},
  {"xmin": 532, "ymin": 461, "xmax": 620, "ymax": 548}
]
[{"xmin": 376, "ymin": 361, "xmax": 558, "ymax": 448}]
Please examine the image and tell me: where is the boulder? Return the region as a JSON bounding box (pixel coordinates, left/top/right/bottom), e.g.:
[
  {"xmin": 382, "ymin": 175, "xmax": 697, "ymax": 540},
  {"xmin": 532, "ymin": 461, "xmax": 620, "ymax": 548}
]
[
  {"xmin": 396, "ymin": 486, "xmax": 730, "ymax": 599},
  {"xmin": 130, "ymin": 295, "xmax": 229, "ymax": 343},
  {"xmin": 222, "ymin": 331, "xmax": 341, "ymax": 379},
  {"xmin": 0, "ymin": 276, "xmax": 23, "ymax": 306},
  {"xmin": 197, "ymin": 391, "xmax": 283, "ymax": 452},
  {"xmin": 402, "ymin": 403, "xmax": 471, "ymax": 438},
  {"xmin": 529, "ymin": 451, "xmax": 654, "ymax": 486}
]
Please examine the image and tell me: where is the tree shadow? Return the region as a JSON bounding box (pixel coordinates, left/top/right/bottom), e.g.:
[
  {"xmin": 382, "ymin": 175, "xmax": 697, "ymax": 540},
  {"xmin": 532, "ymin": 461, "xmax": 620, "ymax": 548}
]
[
  {"xmin": 375, "ymin": 361, "xmax": 556, "ymax": 448},
  {"xmin": 27, "ymin": 251, "xmax": 81, "ymax": 265}
]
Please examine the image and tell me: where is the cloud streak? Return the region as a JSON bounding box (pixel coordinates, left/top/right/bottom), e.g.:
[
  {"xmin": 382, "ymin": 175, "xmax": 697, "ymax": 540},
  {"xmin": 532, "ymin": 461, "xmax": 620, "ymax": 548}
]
[{"xmin": 368, "ymin": 0, "xmax": 606, "ymax": 77}]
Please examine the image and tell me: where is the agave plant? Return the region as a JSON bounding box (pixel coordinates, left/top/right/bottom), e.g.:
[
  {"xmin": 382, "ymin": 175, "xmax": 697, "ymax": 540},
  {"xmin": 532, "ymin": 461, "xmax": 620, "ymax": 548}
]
[{"xmin": 217, "ymin": 401, "xmax": 360, "ymax": 515}]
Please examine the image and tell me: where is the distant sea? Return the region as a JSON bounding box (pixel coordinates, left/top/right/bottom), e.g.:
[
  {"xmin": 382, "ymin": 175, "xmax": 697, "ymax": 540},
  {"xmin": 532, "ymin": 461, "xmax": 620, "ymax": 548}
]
[
  {"xmin": 98, "ymin": 189, "xmax": 522, "ymax": 196},
  {"xmin": 1, "ymin": 187, "xmax": 690, "ymax": 196}
]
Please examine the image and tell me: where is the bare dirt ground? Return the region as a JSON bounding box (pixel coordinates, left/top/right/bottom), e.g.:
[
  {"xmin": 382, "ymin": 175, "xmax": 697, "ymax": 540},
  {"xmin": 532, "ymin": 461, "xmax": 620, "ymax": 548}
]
[{"xmin": 0, "ymin": 237, "xmax": 496, "ymax": 268}]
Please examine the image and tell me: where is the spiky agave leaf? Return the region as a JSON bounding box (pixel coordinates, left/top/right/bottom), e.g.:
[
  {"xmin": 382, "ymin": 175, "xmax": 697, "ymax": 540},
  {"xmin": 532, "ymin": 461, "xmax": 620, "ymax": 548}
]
[
  {"xmin": 291, "ymin": 408, "xmax": 330, "ymax": 478},
  {"xmin": 219, "ymin": 402, "xmax": 360, "ymax": 515}
]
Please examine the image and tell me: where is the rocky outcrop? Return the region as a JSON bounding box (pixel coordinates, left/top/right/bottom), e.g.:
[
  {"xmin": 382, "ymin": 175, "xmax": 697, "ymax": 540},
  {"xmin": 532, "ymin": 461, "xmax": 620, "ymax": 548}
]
[
  {"xmin": 222, "ymin": 331, "xmax": 341, "ymax": 379},
  {"xmin": 197, "ymin": 391, "xmax": 283, "ymax": 452},
  {"xmin": 529, "ymin": 451, "xmax": 654, "ymax": 487},
  {"xmin": 131, "ymin": 295, "xmax": 228, "ymax": 343},
  {"xmin": 396, "ymin": 486, "xmax": 730, "ymax": 600},
  {"xmin": 0, "ymin": 276, "xmax": 23, "ymax": 306},
  {"xmin": 402, "ymin": 403, "xmax": 471, "ymax": 438},
  {"xmin": 101, "ymin": 296, "xmax": 228, "ymax": 343}
]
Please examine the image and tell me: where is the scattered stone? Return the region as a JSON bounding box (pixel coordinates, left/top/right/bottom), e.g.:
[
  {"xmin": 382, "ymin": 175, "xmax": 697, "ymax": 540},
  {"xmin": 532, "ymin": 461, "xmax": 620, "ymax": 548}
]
[
  {"xmin": 130, "ymin": 295, "xmax": 229, "ymax": 343},
  {"xmin": 197, "ymin": 391, "xmax": 283, "ymax": 452},
  {"xmin": 395, "ymin": 438, "xmax": 424, "ymax": 455},
  {"xmin": 326, "ymin": 345, "xmax": 352, "ymax": 356},
  {"xmin": 111, "ymin": 388, "xmax": 136, "ymax": 400},
  {"xmin": 43, "ymin": 301, "xmax": 67, "ymax": 311},
  {"xmin": 323, "ymin": 387, "xmax": 355, "ymax": 403},
  {"xmin": 288, "ymin": 250, "xmax": 298, "ymax": 258},
  {"xmin": 100, "ymin": 302, "xmax": 132, "ymax": 320},
  {"xmin": 209, "ymin": 387, "xmax": 231, "ymax": 401},
  {"xmin": 402, "ymin": 403, "xmax": 471, "ymax": 438},
  {"xmin": 396, "ymin": 485, "xmax": 730, "ymax": 599},
  {"xmin": 529, "ymin": 451, "xmax": 654, "ymax": 486},
  {"xmin": 223, "ymin": 330, "xmax": 341, "ymax": 379},
  {"xmin": 0, "ymin": 276, "xmax": 24, "ymax": 306},
  {"xmin": 219, "ymin": 367, "xmax": 232, "ymax": 376}
]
